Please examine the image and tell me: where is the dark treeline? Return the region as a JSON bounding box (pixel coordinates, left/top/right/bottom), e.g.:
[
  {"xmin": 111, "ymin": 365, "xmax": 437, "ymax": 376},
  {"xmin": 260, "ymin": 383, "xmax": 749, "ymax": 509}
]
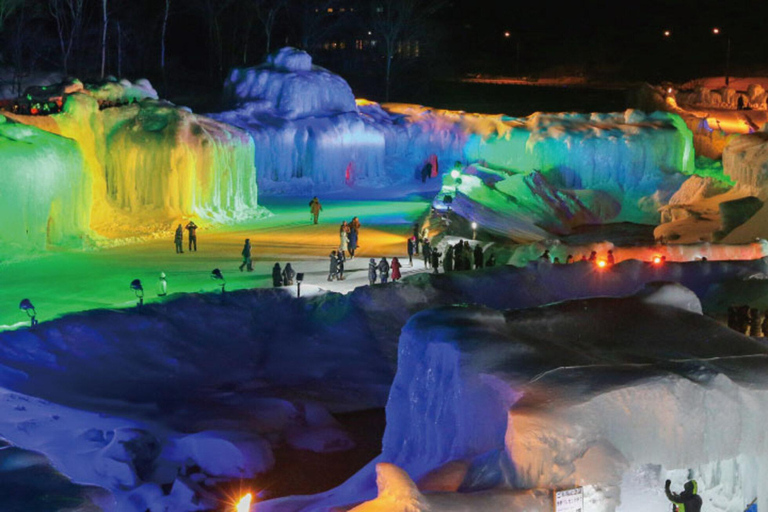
[{"xmin": 1, "ymin": 0, "xmax": 768, "ymax": 106}]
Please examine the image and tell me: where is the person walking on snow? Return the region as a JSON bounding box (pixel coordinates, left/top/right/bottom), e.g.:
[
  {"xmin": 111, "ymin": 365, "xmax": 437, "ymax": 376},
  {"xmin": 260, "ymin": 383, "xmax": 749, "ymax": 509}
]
[
  {"xmin": 309, "ymin": 197, "xmax": 323, "ymax": 224},
  {"xmin": 431, "ymin": 250, "xmax": 441, "ymax": 274},
  {"xmin": 368, "ymin": 258, "xmax": 378, "ymax": 285},
  {"xmin": 665, "ymin": 480, "xmax": 702, "ymax": 512},
  {"xmin": 239, "ymin": 239, "xmax": 253, "ymax": 271},
  {"xmin": 282, "ymin": 263, "xmax": 295, "ymax": 286},
  {"xmin": 185, "ymin": 221, "xmax": 198, "ymax": 252},
  {"xmin": 336, "ymin": 249, "xmax": 346, "ymax": 280},
  {"xmin": 407, "ymin": 237, "xmax": 415, "ymax": 266},
  {"xmin": 378, "ymin": 257, "xmax": 390, "ymax": 284},
  {"xmin": 350, "ymin": 216, "xmax": 361, "ymax": 234},
  {"xmin": 339, "ymin": 222, "xmax": 350, "ymax": 257},
  {"xmin": 328, "ymin": 250, "xmax": 339, "ymax": 281},
  {"xmin": 348, "ymin": 229, "xmax": 358, "ymax": 259},
  {"xmin": 444, "ymin": 245, "xmax": 454, "ymax": 272},
  {"xmin": 174, "ymin": 224, "xmax": 184, "ymax": 254},
  {"xmin": 272, "ymin": 263, "xmax": 283, "ymax": 287},
  {"xmin": 391, "ymin": 257, "xmax": 402, "ymax": 281},
  {"xmin": 413, "ymin": 222, "xmax": 420, "ymax": 254},
  {"xmin": 422, "ymin": 239, "xmax": 432, "ymax": 269},
  {"xmin": 474, "ymin": 244, "xmax": 484, "ymax": 269},
  {"xmin": 158, "ymin": 272, "xmax": 167, "ymax": 297}
]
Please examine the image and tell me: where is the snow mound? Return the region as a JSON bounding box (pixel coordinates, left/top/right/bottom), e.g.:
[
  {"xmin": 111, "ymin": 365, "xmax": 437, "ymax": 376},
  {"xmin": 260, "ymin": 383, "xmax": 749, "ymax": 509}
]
[
  {"xmin": 224, "ymin": 47, "xmax": 356, "ymax": 119},
  {"xmin": 724, "ymin": 132, "xmax": 768, "ymax": 197},
  {"xmin": 635, "ymin": 281, "xmax": 703, "ymax": 314}
]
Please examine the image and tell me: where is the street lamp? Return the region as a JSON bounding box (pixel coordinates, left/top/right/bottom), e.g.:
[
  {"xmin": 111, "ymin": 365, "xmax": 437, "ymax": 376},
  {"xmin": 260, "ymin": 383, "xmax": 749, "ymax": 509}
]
[
  {"xmin": 713, "ymin": 27, "xmax": 731, "ymax": 86},
  {"xmin": 130, "ymin": 279, "xmax": 144, "ymax": 307},
  {"xmin": 19, "ymin": 298, "xmax": 38, "ymax": 327},
  {"xmin": 211, "ymin": 268, "xmax": 226, "ymax": 293},
  {"xmin": 663, "ymin": 30, "xmax": 671, "ymax": 37},
  {"xmin": 471, "ymin": 221, "xmax": 477, "ymax": 240}
]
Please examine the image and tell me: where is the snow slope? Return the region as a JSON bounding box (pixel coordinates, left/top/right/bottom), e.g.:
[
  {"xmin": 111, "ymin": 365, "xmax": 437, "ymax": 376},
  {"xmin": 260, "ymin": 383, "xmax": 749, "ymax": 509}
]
[{"xmin": 3, "ymin": 259, "xmax": 768, "ymax": 510}]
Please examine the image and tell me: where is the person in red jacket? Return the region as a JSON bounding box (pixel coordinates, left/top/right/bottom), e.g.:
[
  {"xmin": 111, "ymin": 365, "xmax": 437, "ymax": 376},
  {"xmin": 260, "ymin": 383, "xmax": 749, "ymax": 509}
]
[{"xmin": 391, "ymin": 257, "xmax": 402, "ymax": 281}]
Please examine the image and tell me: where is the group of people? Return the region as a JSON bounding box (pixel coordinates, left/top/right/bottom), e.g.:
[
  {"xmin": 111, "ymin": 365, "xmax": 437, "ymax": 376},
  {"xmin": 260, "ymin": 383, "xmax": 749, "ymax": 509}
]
[
  {"xmin": 539, "ymin": 249, "xmax": 616, "ymax": 265},
  {"xmin": 443, "ymin": 240, "xmax": 494, "ymax": 272},
  {"xmin": 727, "ymin": 305, "xmax": 768, "ymax": 337},
  {"xmin": 271, "ymin": 263, "xmax": 297, "ymax": 287},
  {"xmin": 368, "ymin": 257, "xmax": 403, "ymax": 285},
  {"xmin": 174, "ymin": 221, "xmax": 198, "ymax": 253},
  {"xmin": 339, "ymin": 217, "xmax": 361, "ymax": 258}
]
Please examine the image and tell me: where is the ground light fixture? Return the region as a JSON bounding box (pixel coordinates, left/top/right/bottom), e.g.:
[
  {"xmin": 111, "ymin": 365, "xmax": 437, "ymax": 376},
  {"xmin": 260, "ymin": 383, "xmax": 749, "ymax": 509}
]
[
  {"xmin": 19, "ymin": 298, "xmax": 38, "ymax": 327},
  {"xmin": 653, "ymin": 255, "xmax": 664, "ymax": 265},
  {"xmin": 130, "ymin": 279, "xmax": 144, "ymax": 307},
  {"xmin": 596, "ymin": 259, "xmax": 607, "ymax": 269},
  {"xmin": 296, "ymin": 272, "xmax": 304, "ymax": 298},
  {"xmin": 211, "ymin": 268, "xmax": 226, "ymax": 293},
  {"xmin": 471, "ymin": 221, "xmax": 478, "ymax": 239}
]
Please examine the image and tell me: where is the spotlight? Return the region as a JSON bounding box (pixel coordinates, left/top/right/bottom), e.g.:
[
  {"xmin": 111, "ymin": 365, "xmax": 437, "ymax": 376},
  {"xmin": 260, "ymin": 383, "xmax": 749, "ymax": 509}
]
[
  {"xmin": 19, "ymin": 298, "xmax": 38, "ymax": 327},
  {"xmin": 130, "ymin": 279, "xmax": 144, "ymax": 307},
  {"xmin": 235, "ymin": 493, "xmax": 252, "ymax": 512},
  {"xmin": 596, "ymin": 260, "xmax": 607, "ymax": 269}
]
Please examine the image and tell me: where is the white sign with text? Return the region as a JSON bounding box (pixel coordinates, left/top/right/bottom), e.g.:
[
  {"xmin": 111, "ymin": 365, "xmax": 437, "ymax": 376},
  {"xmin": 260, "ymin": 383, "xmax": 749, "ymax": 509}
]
[{"xmin": 554, "ymin": 487, "xmax": 583, "ymax": 512}]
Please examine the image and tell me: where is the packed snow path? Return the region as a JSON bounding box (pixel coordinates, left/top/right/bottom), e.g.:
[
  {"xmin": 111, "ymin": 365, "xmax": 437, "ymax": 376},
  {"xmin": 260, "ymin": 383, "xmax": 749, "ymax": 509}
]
[{"xmin": 0, "ymin": 193, "xmax": 432, "ymax": 329}]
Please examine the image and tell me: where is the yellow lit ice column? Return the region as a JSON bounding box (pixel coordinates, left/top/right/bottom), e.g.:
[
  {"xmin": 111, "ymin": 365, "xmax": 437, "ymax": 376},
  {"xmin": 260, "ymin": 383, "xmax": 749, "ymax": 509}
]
[{"xmin": 104, "ymin": 102, "xmax": 259, "ymax": 223}]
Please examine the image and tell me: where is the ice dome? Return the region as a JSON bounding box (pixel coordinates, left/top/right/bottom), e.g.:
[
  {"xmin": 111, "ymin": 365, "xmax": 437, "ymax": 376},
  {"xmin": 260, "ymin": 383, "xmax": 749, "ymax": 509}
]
[{"xmin": 223, "ymin": 47, "xmax": 357, "ymax": 119}]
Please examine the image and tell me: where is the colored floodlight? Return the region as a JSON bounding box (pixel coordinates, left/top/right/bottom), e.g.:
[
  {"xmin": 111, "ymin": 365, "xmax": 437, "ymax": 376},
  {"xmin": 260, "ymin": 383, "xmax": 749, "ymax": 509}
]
[
  {"xmin": 451, "ymin": 169, "xmax": 460, "ymax": 179},
  {"xmin": 235, "ymin": 493, "xmax": 252, "ymax": 512}
]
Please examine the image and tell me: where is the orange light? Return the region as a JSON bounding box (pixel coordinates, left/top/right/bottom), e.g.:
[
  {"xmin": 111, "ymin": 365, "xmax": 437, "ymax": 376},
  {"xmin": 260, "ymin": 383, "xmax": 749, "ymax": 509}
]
[
  {"xmin": 713, "ymin": 27, "xmax": 720, "ymax": 35},
  {"xmin": 664, "ymin": 30, "xmax": 671, "ymax": 37},
  {"xmin": 504, "ymin": 31, "xmax": 511, "ymax": 38},
  {"xmin": 235, "ymin": 493, "xmax": 252, "ymax": 512},
  {"xmin": 653, "ymin": 256, "xmax": 662, "ymax": 265},
  {"xmin": 596, "ymin": 260, "xmax": 607, "ymax": 268}
]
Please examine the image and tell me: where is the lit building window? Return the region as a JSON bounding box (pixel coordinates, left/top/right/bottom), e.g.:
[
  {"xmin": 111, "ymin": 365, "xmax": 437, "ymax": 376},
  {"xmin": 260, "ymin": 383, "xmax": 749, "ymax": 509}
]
[
  {"xmin": 327, "ymin": 7, "xmax": 333, "ymax": 13},
  {"xmin": 340, "ymin": 41, "xmax": 346, "ymax": 49}
]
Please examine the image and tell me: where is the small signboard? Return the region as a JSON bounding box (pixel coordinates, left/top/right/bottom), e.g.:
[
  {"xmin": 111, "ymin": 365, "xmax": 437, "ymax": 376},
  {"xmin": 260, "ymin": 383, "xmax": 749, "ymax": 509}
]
[{"xmin": 554, "ymin": 487, "xmax": 583, "ymax": 512}]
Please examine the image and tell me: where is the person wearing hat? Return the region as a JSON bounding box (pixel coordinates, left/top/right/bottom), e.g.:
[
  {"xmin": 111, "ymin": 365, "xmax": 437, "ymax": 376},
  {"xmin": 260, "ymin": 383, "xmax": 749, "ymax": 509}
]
[
  {"xmin": 665, "ymin": 479, "xmax": 702, "ymax": 512},
  {"xmin": 158, "ymin": 272, "xmax": 167, "ymax": 296}
]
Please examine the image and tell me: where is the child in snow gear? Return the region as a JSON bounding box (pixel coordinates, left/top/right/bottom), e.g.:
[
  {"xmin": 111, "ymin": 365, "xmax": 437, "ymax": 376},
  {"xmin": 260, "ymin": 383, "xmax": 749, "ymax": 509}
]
[
  {"xmin": 282, "ymin": 263, "xmax": 296, "ymax": 286},
  {"xmin": 185, "ymin": 221, "xmax": 198, "ymax": 251},
  {"xmin": 272, "ymin": 263, "xmax": 283, "ymax": 287},
  {"xmin": 310, "ymin": 197, "xmax": 323, "ymax": 224},
  {"xmin": 368, "ymin": 258, "xmax": 378, "ymax": 285},
  {"xmin": 391, "ymin": 257, "xmax": 402, "ymax": 281},
  {"xmin": 328, "ymin": 250, "xmax": 339, "ymax": 281},
  {"xmin": 665, "ymin": 480, "xmax": 702, "ymax": 512},
  {"xmin": 378, "ymin": 257, "xmax": 390, "ymax": 283},
  {"xmin": 239, "ymin": 239, "xmax": 253, "ymax": 271},
  {"xmin": 174, "ymin": 224, "xmax": 184, "ymax": 253}
]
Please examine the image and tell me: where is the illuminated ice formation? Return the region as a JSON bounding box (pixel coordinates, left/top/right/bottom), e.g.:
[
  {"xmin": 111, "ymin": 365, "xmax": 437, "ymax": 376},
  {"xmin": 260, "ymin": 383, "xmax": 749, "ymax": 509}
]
[
  {"xmin": 0, "ymin": 116, "xmax": 90, "ymax": 253},
  {"xmin": 5, "ymin": 80, "xmax": 258, "ymax": 244},
  {"xmin": 271, "ymin": 286, "xmax": 768, "ymax": 512}
]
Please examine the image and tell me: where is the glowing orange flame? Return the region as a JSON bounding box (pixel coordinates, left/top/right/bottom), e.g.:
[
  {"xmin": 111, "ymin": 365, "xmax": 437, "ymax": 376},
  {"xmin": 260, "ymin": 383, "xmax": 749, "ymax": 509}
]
[{"xmin": 236, "ymin": 493, "xmax": 253, "ymax": 512}]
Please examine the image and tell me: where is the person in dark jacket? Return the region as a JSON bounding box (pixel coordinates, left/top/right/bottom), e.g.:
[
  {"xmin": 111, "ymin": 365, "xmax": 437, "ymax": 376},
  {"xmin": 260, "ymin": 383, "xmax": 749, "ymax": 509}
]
[
  {"xmin": 453, "ymin": 241, "xmax": 462, "ymax": 270},
  {"xmin": 174, "ymin": 224, "xmax": 184, "ymax": 254},
  {"xmin": 282, "ymin": 263, "xmax": 296, "ymax": 286},
  {"xmin": 444, "ymin": 245, "xmax": 454, "ymax": 272},
  {"xmin": 420, "ymin": 162, "xmax": 432, "ymax": 183},
  {"xmin": 239, "ymin": 239, "xmax": 252, "ymax": 271},
  {"xmin": 272, "ymin": 263, "xmax": 283, "ymax": 287},
  {"xmin": 431, "ymin": 250, "xmax": 441, "ymax": 274},
  {"xmin": 665, "ymin": 480, "xmax": 702, "ymax": 512},
  {"xmin": 185, "ymin": 221, "xmax": 198, "ymax": 251},
  {"xmin": 328, "ymin": 250, "xmax": 339, "ymax": 281},
  {"xmin": 422, "ymin": 239, "xmax": 432, "ymax": 269},
  {"xmin": 336, "ymin": 249, "xmax": 346, "ymax": 280},
  {"xmin": 474, "ymin": 244, "xmax": 483, "ymax": 269},
  {"xmin": 407, "ymin": 237, "xmax": 415, "ymax": 266},
  {"xmin": 310, "ymin": 197, "xmax": 323, "ymax": 224},
  {"xmin": 412, "ymin": 222, "xmax": 420, "ymax": 254},
  {"xmin": 378, "ymin": 257, "xmax": 390, "ymax": 283},
  {"xmin": 348, "ymin": 229, "xmax": 358, "ymax": 259},
  {"xmin": 368, "ymin": 258, "xmax": 378, "ymax": 285}
]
